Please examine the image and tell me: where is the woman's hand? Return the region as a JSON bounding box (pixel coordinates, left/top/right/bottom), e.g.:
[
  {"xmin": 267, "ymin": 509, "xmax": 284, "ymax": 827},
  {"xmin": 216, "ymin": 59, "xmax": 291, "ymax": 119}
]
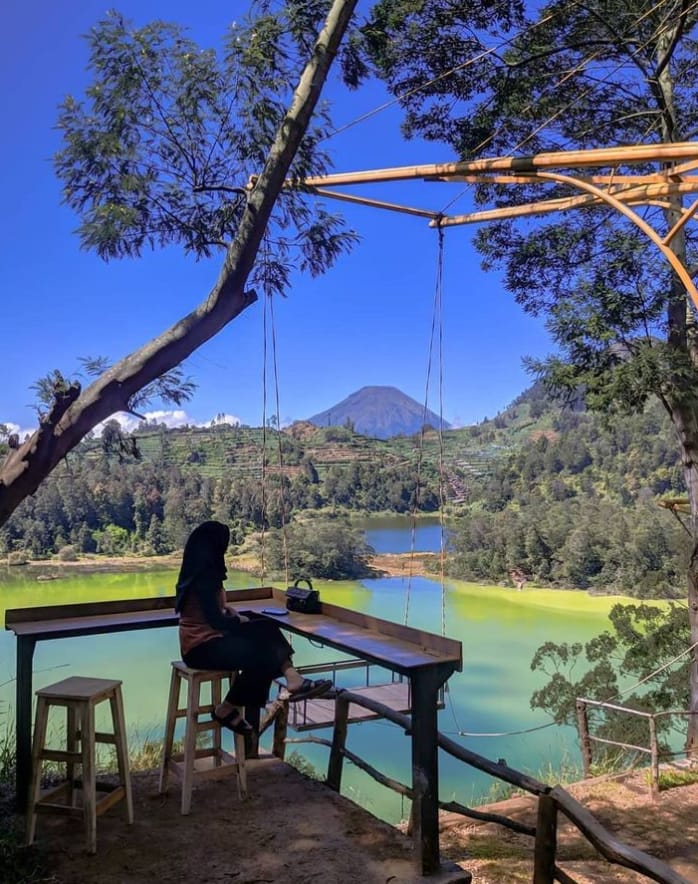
[{"xmin": 224, "ymin": 605, "xmax": 249, "ymax": 623}]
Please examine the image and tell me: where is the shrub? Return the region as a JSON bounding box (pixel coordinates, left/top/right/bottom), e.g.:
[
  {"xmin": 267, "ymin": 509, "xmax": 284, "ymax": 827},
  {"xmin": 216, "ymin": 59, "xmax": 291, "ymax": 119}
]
[
  {"xmin": 57, "ymin": 545, "xmax": 78, "ymax": 562},
  {"xmin": 7, "ymin": 551, "xmax": 28, "ymax": 566}
]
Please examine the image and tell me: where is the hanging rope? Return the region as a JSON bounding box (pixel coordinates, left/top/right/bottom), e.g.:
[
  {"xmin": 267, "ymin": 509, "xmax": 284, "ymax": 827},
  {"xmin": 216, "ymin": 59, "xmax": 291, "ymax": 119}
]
[
  {"xmin": 260, "ymin": 280, "xmax": 269, "ymax": 585},
  {"xmin": 260, "ymin": 236, "xmax": 291, "ymax": 587},
  {"xmin": 268, "ymin": 285, "xmax": 291, "ymax": 587},
  {"xmin": 435, "ymin": 224, "xmax": 447, "ymax": 638},
  {"xmin": 402, "ymin": 223, "xmax": 445, "ymax": 627}
]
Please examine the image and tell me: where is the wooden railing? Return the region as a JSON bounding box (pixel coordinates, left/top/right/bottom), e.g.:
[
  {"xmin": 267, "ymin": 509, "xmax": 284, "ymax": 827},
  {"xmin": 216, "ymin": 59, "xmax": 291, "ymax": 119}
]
[
  {"xmin": 576, "ymin": 697, "xmax": 695, "ymax": 797},
  {"xmin": 267, "ymin": 688, "xmax": 689, "ymax": 884}
]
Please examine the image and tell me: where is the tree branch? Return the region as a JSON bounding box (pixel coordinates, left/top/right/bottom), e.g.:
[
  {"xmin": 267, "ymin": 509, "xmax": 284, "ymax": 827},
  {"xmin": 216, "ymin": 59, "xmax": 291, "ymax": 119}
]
[{"xmin": 0, "ymin": 0, "xmax": 358, "ymax": 527}]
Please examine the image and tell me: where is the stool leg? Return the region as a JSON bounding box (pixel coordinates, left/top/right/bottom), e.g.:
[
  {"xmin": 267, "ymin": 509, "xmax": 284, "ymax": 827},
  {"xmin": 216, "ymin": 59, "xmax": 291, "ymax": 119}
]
[
  {"xmin": 212, "ymin": 676, "xmax": 223, "ymax": 767},
  {"xmin": 181, "ymin": 675, "xmax": 201, "ymax": 815},
  {"xmin": 110, "ymin": 687, "xmax": 134, "ymax": 825},
  {"xmin": 81, "ymin": 701, "xmax": 97, "ymax": 855},
  {"xmin": 234, "ymin": 731, "xmax": 247, "ymax": 799},
  {"xmin": 159, "ymin": 667, "xmax": 181, "ymax": 795},
  {"xmin": 26, "ymin": 696, "xmax": 49, "ymax": 846},
  {"xmin": 66, "ymin": 704, "xmax": 78, "ymax": 807}
]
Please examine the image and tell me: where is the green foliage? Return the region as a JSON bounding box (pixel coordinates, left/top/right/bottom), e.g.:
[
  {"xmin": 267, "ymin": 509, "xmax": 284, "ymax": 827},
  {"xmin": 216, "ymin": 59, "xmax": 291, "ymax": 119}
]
[
  {"xmin": 54, "ymin": 4, "xmax": 358, "ymax": 292},
  {"xmin": 285, "ymin": 749, "xmax": 321, "ymax": 779},
  {"xmin": 356, "ymin": 2, "xmax": 698, "ymax": 561},
  {"xmin": 530, "ymin": 602, "xmax": 691, "ymax": 758},
  {"xmin": 445, "ymin": 399, "xmax": 689, "ymax": 595},
  {"xmin": 655, "ymin": 768, "xmax": 698, "ymax": 790},
  {"xmin": 264, "ymin": 514, "xmax": 375, "ymax": 579}
]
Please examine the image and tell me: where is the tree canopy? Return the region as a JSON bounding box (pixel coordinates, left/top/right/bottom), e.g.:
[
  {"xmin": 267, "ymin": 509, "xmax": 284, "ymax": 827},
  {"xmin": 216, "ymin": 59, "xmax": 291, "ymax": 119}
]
[
  {"xmin": 352, "ymin": 0, "xmax": 698, "ymax": 751},
  {"xmin": 55, "ymin": 6, "xmax": 357, "ymax": 279},
  {"xmin": 0, "ymin": 0, "xmax": 359, "ymax": 527}
]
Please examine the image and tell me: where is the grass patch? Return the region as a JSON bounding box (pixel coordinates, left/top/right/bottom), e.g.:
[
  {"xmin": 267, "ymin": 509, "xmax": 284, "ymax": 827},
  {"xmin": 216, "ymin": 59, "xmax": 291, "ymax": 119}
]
[
  {"xmin": 0, "ymin": 821, "xmax": 48, "ymax": 884},
  {"xmin": 0, "ymin": 707, "xmax": 47, "ymax": 884},
  {"xmin": 286, "ymin": 750, "xmax": 321, "ymax": 780},
  {"xmin": 656, "ymin": 767, "xmax": 698, "ymax": 790}
]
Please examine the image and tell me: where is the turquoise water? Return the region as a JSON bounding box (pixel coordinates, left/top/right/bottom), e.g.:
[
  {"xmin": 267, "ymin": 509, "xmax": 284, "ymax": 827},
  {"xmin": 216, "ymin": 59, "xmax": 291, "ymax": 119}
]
[{"xmin": 0, "ymin": 565, "xmax": 619, "ymax": 824}]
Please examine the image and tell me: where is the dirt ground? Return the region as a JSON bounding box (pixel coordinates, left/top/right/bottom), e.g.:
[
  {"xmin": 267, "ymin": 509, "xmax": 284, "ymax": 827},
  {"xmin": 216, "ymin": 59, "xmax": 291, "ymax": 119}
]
[
  {"xmin": 439, "ymin": 768, "xmax": 698, "ymax": 883},
  {"xmin": 17, "ymin": 758, "xmax": 698, "ymax": 884},
  {"xmin": 24, "ymin": 756, "xmax": 466, "ymax": 884}
]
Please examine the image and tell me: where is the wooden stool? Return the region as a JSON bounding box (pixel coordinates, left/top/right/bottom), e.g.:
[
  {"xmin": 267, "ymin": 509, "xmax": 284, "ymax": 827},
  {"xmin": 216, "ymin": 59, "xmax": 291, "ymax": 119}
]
[
  {"xmin": 159, "ymin": 662, "xmax": 247, "ymax": 814},
  {"xmin": 26, "ymin": 676, "xmax": 134, "ymax": 854}
]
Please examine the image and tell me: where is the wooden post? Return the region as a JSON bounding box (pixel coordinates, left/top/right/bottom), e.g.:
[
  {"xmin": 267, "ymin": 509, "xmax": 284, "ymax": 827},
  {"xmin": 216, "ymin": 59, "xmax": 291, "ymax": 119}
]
[
  {"xmin": 410, "ymin": 667, "xmax": 443, "ymax": 876},
  {"xmin": 649, "ymin": 715, "xmax": 660, "ymax": 799},
  {"xmin": 327, "ymin": 692, "xmax": 349, "ymax": 792},
  {"xmin": 272, "ymin": 699, "xmax": 289, "ymax": 760},
  {"xmin": 245, "ymin": 706, "xmax": 261, "ymax": 759},
  {"xmin": 576, "ymin": 700, "xmax": 592, "ymax": 778},
  {"xmin": 15, "ymin": 636, "xmax": 36, "ymax": 811},
  {"xmin": 533, "ymin": 792, "xmax": 558, "ymax": 884}
]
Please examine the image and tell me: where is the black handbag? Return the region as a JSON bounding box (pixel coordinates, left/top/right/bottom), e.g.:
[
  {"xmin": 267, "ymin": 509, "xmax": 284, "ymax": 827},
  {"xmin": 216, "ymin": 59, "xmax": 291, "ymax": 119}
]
[{"xmin": 286, "ymin": 578, "xmax": 321, "ymax": 614}]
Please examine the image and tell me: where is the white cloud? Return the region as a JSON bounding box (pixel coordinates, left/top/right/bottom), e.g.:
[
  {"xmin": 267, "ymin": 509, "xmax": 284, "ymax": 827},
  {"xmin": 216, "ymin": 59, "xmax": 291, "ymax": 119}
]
[
  {"xmin": 2, "ymin": 411, "xmax": 243, "ymax": 443},
  {"xmin": 1, "ymin": 421, "xmax": 36, "ymax": 443},
  {"xmin": 96, "ymin": 409, "xmax": 242, "ymax": 435}
]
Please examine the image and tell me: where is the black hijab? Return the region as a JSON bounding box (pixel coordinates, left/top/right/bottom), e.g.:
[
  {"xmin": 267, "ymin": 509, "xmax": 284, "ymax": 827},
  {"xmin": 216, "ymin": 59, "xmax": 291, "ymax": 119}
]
[{"xmin": 175, "ymin": 521, "xmax": 230, "ymax": 612}]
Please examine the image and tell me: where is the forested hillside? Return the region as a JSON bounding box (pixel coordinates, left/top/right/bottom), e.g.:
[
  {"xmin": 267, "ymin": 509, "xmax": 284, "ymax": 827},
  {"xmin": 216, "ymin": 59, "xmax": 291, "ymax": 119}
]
[
  {"xmin": 0, "ymin": 388, "xmax": 689, "ymax": 597},
  {"xmin": 450, "ymin": 389, "xmax": 687, "ymax": 597}
]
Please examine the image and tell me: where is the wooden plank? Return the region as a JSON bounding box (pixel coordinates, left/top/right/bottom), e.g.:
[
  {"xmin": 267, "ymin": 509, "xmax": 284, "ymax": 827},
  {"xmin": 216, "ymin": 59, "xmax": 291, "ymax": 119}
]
[
  {"xmin": 6, "ymin": 588, "xmax": 461, "ymax": 675},
  {"xmin": 288, "ymin": 682, "xmax": 428, "ymax": 730},
  {"xmin": 4, "ymin": 586, "xmax": 274, "ymax": 628},
  {"xmin": 239, "ymin": 598, "xmax": 462, "ymax": 673}
]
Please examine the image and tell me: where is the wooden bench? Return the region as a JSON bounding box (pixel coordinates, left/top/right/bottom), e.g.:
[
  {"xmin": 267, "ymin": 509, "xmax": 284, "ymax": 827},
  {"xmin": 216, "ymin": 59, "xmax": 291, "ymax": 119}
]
[{"xmin": 6, "ymin": 585, "xmax": 462, "ymax": 876}]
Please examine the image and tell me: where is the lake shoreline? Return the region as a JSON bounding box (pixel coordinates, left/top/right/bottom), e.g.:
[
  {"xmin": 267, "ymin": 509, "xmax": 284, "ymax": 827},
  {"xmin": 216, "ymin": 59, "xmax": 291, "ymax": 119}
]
[
  {"xmin": 2, "ymin": 550, "xmax": 441, "ymax": 581},
  {"xmin": 1, "ymin": 552, "xmax": 664, "ymax": 609}
]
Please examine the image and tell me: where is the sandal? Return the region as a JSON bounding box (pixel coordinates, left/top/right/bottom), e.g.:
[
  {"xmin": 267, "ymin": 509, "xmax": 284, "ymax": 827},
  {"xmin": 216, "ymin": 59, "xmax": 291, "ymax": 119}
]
[
  {"xmin": 212, "ymin": 709, "xmax": 255, "ymax": 735},
  {"xmin": 286, "ymin": 678, "xmax": 333, "ymax": 703}
]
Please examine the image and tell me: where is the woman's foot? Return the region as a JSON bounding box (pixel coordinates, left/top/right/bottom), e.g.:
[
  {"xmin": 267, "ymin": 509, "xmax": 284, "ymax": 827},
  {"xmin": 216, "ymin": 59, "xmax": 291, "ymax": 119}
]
[
  {"xmin": 212, "ymin": 707, "xmax": 255, "ymax": 735},
  {"xmin": 285, "ymin": 678, "xmax": 333, "ymax": 703}
]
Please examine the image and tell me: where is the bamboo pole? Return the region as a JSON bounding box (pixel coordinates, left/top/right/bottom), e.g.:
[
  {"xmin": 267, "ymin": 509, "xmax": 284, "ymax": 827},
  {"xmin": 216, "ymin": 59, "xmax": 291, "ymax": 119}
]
[
  {"xmin": 294, "ymin": 142, "xmax": 698, "ymax": 189},
  {"xmin": 433, "ymin": 179, "xmax": 698, "ymax": 227},
  {"xmin": 525, "ymin": 171, "xmax": 698, "ymax": 313},
  {"xmin": 310, "ymin": 187, "xmax": 442, "ymax": 219}
]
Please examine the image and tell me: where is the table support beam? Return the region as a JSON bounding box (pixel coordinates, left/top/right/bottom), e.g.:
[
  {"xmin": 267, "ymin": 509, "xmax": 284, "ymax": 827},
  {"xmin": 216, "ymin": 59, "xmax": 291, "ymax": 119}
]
[
  {"xmin": 16, "ymin": 636, "xmax": 36, "ymax": 811},
  {"xmin": 411, "ymin": 664, "xmax": 453, "ymax": 876}
]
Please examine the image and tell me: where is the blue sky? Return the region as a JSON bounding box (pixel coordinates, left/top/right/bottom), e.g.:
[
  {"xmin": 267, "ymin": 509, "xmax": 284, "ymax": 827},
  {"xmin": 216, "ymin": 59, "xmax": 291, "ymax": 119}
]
[{"xmin": 1, "ymin": 0, "xmax": 552, "ymax": 439}]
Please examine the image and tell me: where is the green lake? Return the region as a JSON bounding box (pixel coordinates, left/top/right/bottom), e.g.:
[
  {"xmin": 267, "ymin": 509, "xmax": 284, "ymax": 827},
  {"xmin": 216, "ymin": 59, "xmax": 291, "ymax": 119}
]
[{"xmin": 0, "ymin": 566, "xmax": 632, "ymax": 824}]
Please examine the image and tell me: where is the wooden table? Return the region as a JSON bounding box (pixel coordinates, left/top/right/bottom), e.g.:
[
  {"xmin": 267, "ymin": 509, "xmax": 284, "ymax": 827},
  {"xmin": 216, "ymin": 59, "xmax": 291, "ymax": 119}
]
[{"xmin": 5, "ymin": 586, "xmax": 462, "ymax": 875}]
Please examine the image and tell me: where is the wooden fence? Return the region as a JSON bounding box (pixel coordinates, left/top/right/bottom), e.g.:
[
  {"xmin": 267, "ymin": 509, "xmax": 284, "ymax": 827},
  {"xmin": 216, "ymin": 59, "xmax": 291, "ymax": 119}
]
[
  {"xmin": 576, "ymin": 697, "xmax": 695, "ymax": 798},
  {"xmin": 261, "ymin": 688, "xmax": 689, "ymax": 884}
]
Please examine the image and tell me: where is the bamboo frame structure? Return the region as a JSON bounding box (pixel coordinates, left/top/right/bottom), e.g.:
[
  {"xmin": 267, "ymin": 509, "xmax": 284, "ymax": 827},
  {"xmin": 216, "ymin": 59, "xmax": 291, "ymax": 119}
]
[{"xmin": 283, "ymin": 140, "xmax": 698, "ymax": 312}]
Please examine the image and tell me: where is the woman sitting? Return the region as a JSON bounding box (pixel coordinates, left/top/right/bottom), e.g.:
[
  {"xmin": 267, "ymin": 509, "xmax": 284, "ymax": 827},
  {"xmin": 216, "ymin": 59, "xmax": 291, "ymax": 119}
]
[{"xmin": 175, "ymin": 520, "xmax": 331, "ymax": 733}]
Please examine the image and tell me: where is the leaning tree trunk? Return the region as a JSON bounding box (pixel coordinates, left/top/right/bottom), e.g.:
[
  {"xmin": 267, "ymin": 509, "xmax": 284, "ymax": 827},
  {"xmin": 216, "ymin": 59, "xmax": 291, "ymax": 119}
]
[{"xmin": 0, "ymin": 0, "xmax": 358, "ymax": 529}]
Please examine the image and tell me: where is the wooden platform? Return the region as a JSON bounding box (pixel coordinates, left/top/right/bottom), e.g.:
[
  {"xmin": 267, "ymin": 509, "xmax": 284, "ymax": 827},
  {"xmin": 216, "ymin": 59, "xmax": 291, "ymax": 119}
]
[{"xmin": 287, "ymin": 681, "xmax": 446, "ymax": 730}]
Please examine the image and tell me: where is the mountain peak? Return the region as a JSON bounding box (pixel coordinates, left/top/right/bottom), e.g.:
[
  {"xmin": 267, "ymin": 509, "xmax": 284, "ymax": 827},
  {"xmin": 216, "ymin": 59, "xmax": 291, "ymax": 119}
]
[{"xmin": 307, "ymin": 386, "xmax": 451, "ymax": 439}]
